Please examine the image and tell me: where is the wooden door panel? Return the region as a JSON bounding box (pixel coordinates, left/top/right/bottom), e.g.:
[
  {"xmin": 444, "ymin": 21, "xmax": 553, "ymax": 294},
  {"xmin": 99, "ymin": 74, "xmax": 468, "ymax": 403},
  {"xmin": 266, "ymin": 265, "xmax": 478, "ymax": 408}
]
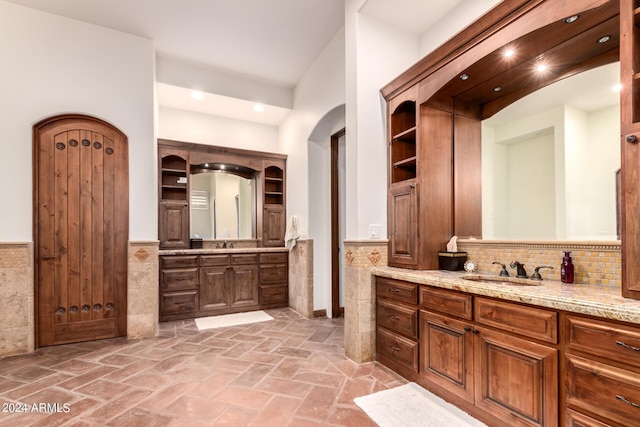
[
  {"xmin": 389, "ymin": 182, "xmax": 418, "ymax": 267},
  {"xmin": 420, "ymin": 310, "xmax": 474, "ymax": 402},
  {"xmin": 34, "ymin": 115, "xmax": 128, "ymax": 347},
  {"xmin": 474, "ymin": 327, "xmax": 558, "ymax": 427},
  {"xmin": 230, "ymin": 265, "xmax": 259, "ymax": 308},
  {"xmin": 200, "ymin": 266, "xmax": 229, "ymax": 311}
]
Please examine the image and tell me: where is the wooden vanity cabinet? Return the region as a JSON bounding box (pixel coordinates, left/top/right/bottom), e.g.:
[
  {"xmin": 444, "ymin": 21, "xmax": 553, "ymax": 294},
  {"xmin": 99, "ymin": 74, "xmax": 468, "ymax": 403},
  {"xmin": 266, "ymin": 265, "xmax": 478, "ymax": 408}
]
[
  {"xmin": 377, "ymin": 278, "xmax": 559, "ymax": 427},
  {"xmin": 375, "ymin": 277, "xmax": 420, "ymax": 373},
  {"xmin": 158, "ymin": 148, "xmax": 190, "ymax": 249},
  {"xmin": 160, "ymin": 251, "xmax": 288, "ymax": 321},
  {"xmin": 565, "ymin": 314, "xmax": 640, "ymax": 426}
]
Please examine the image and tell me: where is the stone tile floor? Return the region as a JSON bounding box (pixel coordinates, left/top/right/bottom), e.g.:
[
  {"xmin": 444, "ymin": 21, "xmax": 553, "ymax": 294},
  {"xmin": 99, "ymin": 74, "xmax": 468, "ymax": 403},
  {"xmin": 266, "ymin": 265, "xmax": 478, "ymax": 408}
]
[{"xmin": 0, "ymin": 308, "xmax": 407, "ymax": 426}]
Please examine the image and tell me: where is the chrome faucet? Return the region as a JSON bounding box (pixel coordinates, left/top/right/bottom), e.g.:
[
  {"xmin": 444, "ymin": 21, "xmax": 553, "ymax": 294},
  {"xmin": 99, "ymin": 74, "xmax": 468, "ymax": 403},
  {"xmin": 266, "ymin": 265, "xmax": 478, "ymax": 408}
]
[{"xmin": 510, "ymin": 260, "xmax": 528, "ymax": 278}]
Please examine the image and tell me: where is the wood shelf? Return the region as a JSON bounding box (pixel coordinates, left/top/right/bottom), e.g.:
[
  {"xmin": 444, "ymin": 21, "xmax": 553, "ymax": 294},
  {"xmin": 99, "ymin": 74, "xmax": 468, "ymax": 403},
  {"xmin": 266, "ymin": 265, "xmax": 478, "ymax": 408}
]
[
  {"xmin": 393, "ymin": 127, "xmax": 417, "ymax": 142},
  {"xmin": 393, "ymin": 156, "xmax": 417, "ymax": 169}
]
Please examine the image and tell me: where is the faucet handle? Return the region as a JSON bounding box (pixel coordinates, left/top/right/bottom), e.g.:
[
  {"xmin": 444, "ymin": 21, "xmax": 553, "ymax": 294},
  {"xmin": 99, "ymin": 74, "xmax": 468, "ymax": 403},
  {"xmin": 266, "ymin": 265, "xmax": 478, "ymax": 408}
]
[
  {"xmin": 531, "ymin": 266, "xmax": 554, "ymax": 280},
  {"xmin": 492, "ymin": 262, "xmax": 509, "ymax": 277}
]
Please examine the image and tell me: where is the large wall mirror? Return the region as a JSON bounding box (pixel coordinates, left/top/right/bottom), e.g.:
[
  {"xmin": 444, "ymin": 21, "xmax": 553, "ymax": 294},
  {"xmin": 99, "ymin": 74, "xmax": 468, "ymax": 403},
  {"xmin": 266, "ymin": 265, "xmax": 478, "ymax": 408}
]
[
  {"xmin": 190, "ymin": 164, "xmax": 257, "ymax": 240},
  {"xmin": 482, "ymin": 62, "xmax": 621, "ymax": 240}
]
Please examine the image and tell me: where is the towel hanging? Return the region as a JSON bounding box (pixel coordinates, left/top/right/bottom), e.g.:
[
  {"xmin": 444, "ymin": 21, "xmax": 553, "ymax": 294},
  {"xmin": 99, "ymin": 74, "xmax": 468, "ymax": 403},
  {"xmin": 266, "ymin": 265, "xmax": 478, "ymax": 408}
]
[{"xmin": 285, "ymin": 215, "xmax": 300, "ymax": 249}]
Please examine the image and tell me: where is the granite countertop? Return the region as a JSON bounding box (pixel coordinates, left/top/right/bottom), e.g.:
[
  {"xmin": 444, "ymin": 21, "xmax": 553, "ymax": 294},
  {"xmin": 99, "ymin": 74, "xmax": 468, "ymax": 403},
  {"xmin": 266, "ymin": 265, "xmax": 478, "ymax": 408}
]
[
  {"xmin": 372, "ymin": 266, "xmax": 640, "ymax": 325},
  {"xmin": 159, "ymin": 247, "xmax": 289, "ymax": 255}
]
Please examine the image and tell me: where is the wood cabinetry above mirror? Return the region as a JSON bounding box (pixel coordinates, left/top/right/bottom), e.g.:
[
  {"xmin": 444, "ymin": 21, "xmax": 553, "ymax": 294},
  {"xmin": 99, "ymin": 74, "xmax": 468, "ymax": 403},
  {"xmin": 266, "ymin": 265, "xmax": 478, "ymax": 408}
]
[
  {"xmin": 158, "ymin": 139, "xmax": 286, "ymax": 249},
  {"xmin": 382, "ymin": 0, "xmax": 640, "ymax": 299}
]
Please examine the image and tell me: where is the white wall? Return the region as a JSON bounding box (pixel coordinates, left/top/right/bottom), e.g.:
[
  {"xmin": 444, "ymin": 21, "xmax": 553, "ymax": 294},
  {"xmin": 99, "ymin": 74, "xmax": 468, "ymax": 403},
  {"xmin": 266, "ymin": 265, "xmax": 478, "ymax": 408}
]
[
  {"xmin": 0, "ymin": 1, "xmax": 156, "ymax": 241},
  {"xmin": 158, "ymin": 107, "xmax": 280, "ymax": 153}
]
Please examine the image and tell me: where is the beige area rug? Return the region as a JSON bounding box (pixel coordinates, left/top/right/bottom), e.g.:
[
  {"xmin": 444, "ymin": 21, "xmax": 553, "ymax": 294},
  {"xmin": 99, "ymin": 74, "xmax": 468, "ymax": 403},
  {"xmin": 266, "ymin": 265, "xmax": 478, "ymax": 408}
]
[
  {"xmin": 194, "ymin": 310, "xmax": 274, "ymax": 331},
  {"xmin": 354, "ymin": 382, "xmax": 488, "ymax": 427}
]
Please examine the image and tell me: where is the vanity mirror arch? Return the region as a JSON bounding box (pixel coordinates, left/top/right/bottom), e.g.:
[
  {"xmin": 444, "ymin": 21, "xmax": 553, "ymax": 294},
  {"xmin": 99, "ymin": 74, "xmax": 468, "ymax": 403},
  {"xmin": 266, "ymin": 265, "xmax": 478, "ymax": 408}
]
[
  {"xmin": 158, "ymin": 139, "xmax": 286, "ymax": 249},
  {"xmin": 382, "ymin": 0, "xmax": 640, "ymax": 299}
]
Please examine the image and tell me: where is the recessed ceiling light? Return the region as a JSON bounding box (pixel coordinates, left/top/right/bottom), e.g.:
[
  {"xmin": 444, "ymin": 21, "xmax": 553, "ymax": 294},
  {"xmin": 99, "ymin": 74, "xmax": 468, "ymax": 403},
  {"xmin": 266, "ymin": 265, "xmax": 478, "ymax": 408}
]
[
  {"xmin": 253, "ymin": 104, "xmax": 265, "ymax": 112},
  {"xmin": 493, "ymin": 86, "xmax": 502, "ymax": 92},
  {"xmin": 459, "ymin": 73, "xmax": 470, "ymax": 81},
  {"xmin": 190, "ymin": 91, "xmax": 204, "ymax": 100},
  {"xmin": 613, "ymin": 83, "xmax": 622, "ymax": 92},
  {"xmin": 536, "ymin": 64, "xmax": 548, "ymax": 72},
  {"xmin": 597, "ymin": 35, "xmax": 611, "ymax": 44},
  {"xmin": 564, "ymin": 15, "xmax": 579, "ymax": 23},
  {"xmin": 504, "ymin": 49, "xmax": 515, "ymax": 58}
]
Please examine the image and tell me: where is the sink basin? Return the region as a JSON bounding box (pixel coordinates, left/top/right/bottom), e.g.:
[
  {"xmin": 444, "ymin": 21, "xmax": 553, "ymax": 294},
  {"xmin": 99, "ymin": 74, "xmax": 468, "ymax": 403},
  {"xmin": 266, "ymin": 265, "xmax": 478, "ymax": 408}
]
[{"xmin": 461, "ymin": 274, "xmax": 542, "ymax": 286}]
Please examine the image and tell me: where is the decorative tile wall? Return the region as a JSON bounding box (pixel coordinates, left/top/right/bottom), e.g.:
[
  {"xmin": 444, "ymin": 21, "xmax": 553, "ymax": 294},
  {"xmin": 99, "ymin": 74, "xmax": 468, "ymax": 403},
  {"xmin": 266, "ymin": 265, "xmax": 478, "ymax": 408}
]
[
  {"xmin": 288, "ymin": 239, "xmax": 313, "ymax": 318},
  {"xmin": 127, "ymin": 241, "xmax": 159, "ymax": 339},
  {"xmin": 344, "ymin": 240, "xmax": 388, "ymax": 363},
  {"xmin": 457, "ymin": 239, "xmax": 621, "ymax": 286},
  {"xmin": 0, "ymin": 243, "xmax": 34, "ymax": 356}
]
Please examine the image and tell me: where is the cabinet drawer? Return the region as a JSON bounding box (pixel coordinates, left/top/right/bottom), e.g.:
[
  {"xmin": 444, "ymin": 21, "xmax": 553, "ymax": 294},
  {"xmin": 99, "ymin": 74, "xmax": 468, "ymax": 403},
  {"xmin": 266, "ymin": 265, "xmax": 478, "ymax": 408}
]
[
  {"xmin": 376, "ymin": 277, "xmax": 418, "ymax": 304},
  {"xmin": 200, "ymin": 255, "xmax": 229, "ymax": 266},
  {"xmin": 259, "ymin": 284, "xmax": 288, "ymax": 305},
  {"xmin": 376, "ymin": 326, "xmax": 419, "ymax": 373},
  {"xmin": 161, "ymin": 291, "xmax": 197, "ymax": 315},
  {"xmin": 161, "ymin": 255, "xmax": 198, "ymax": 268},
  {"xmin": 231, "ymin": 253, "xmax": 259, "ymax": 264},
  {"xmin": 260, "ymin": 252, "xmax": 288, "ymax": 264},
  {"xmin": 565, "ymin": 409, "xmax": 610, "ymax": 427},
  {"xmin": 161, "ymin": 268, "xmax": 198, "ymax": 291},
  {"xmin": 566, "ymin": 354, "xmax": 640, "ymax": 427},
  {"xmin": 475, "ymin": 297, "xmax": 557, "ymax": 344},
  {"xmin": 377, "ymin": 298, "xmax": 418, "ymax": 339},
  {"xmin": 420, "ymin": 286, "xmax": 472, "ymax": 320},
  {"xmin": 566, "ymin": 315, "xmax": 640, "ymax": 366},
  {"xmin": 260, "ymin": 264, "xmax": 288, "ymax": 283}
]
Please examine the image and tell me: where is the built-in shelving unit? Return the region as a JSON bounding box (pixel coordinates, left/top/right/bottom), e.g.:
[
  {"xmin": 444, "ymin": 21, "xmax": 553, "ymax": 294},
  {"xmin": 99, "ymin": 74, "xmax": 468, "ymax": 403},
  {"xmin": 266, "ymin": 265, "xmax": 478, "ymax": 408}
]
[
  {"xmin": 160, "ymin": 155, "xmax": 187, "ymax": 201},
  {"xmin": 264, "ymin": 166, "xmax": 284, "ymax": 205},
  {"xmin": 633, "ymin": 1, "xmax": 640, "ymax": 124},
  {"xmin": 390, "ymin": 101, "xmax": 417, "ymax": 183}
]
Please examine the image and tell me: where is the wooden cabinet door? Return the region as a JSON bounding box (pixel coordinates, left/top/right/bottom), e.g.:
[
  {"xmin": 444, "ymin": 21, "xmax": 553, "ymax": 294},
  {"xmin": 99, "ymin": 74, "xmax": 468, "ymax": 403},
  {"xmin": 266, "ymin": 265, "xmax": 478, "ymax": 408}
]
[
  {"xmin": 263, "ymin": 205, "xmax": 285, "ymax": 247},
  {"xmin": 159, "ymin": 202, "xmax": 189, "ymax": 249},
  {"xmin": 199, "ymin": 266, "xmax": 229, "ymax": 311},
  {"xmin": 620, "ymin": 0, "xmax": 640, "ymax": 300},
  {"xmin": 229, "ymin": 264, "xmax": 259, "ymax": 308},
  {"xmin": 419, "ymin": 310, "xmax": 474, "ymax": 403},
  {"xmin": 388, "ymin": 182, "xmax": 419, "ymax": 267},
  {"xmin": 474, "ymin": 326, "xmax": 558, "ymax": 427}
]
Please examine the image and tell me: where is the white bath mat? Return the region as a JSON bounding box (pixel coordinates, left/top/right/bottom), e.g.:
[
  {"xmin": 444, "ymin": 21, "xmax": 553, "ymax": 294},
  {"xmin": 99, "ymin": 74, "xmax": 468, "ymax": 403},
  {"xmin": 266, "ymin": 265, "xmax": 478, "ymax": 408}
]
[
  {"xmin": 194, "ymin": 310, "xmax": 274, "ymax": 331},
  {"xmin": 354, "ymin": 382, "xmax": 488, "ymax": 427}
]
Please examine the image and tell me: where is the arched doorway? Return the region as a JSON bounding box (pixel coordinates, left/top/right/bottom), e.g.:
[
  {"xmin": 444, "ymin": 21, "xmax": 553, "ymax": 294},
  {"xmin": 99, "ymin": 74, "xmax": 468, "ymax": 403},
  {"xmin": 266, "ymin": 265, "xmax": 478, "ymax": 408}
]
[{"xmin": 33, "ymin": 114, "xmax": 128, "ymax": 347}]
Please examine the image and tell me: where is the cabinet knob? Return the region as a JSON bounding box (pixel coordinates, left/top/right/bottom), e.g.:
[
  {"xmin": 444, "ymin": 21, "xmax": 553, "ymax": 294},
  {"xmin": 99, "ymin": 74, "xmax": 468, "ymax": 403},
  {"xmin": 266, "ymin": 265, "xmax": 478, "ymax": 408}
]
[
  {"xmin": 626, "ymin": 134, "xmax": 638, "ymax": 144},
  {"xmin": 464, "ymin": 326, "xmax": 472, "ymax": 332},
  {"xmin": 409, "ymin": 184, "xmax": 416, "ymax": 189}
]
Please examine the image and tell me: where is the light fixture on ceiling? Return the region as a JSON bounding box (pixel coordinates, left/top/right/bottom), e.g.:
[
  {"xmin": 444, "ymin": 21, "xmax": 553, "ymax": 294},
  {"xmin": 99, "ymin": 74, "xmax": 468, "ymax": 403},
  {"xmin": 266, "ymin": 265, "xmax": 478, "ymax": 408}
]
[
  {"xmin": 504, "ymin": 49, "xmax": 515, "ymax": 58},
  {"xmin": 493, "ymin": 86, "xmax": 502, "ymax": 92},
  {"xmin": 597, "ymin": 35, "xmax": 612, "ymax": 44},
  {"xmin": 253, "ymin": 104, "xmax": 265, "ymax": 112},
  {"xmin": 564, "ymin": 15, "xmax": 579, "ymax": 23},
  {"xmin": 190, "ymin": 91, "xmax": 204, "ymax": 100},
  {"xmin": 459, "ymin": 73, "xmax": 470, "ymax": 81},
  {"xmin": 536, "ymin": 64, "xmax": 548, "ymax": 72}
]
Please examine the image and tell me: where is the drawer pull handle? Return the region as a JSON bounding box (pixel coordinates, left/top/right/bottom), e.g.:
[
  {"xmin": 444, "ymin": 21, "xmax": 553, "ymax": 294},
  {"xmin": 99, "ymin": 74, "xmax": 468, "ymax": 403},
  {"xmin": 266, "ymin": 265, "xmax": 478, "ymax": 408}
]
[
  {"xmin": 390, "ymin": 345, "xmax": 401, "ymax": 352},
  {"xmin": 616, "ymin": 341, "xmax": 640, "ymax": 352},
  {"xmin": 616, "ymin": 395, "xmax": 640, "ymax": 409},
  {"xmin": 388, "ymin": 288, "xmax": 400, "ymax": 293},
  {"xmin": 387, "ymin": 314, "xmax": 400, "ymax": 320}
]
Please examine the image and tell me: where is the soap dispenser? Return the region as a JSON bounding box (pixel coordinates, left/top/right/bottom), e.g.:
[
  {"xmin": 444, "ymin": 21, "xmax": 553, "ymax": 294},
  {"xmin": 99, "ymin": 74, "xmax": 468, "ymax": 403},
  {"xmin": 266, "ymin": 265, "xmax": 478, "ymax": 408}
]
[{"xmin": 561, "ymin": 251, "xmax": 574, "ymax": 283}]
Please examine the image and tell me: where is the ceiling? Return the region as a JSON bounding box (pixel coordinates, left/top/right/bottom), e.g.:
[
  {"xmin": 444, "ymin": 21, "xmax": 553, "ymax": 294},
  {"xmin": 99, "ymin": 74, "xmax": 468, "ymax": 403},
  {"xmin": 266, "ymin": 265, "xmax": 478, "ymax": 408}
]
[
  {"xmin": 6, "ymin": 0, "xmax": 619, "ymax": 126},
  {"xmin": 6, "ymin": 0, "xmax": 463, "ymax": 125}
]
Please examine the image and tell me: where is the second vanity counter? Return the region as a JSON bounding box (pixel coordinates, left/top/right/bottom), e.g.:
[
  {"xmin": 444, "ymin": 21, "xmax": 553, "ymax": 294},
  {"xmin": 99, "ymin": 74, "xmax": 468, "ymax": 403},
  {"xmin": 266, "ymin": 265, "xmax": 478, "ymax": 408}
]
[{"xmin": 372, "ymin": 266, "xmax": 640, "ymax": 325}]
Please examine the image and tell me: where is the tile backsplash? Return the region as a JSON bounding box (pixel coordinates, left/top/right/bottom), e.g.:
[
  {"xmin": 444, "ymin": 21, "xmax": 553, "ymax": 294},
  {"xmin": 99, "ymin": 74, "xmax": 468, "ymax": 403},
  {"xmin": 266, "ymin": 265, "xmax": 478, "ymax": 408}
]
[{"xmin": 457, "ymin": 239, "xmax": 621, "ymax": 287}]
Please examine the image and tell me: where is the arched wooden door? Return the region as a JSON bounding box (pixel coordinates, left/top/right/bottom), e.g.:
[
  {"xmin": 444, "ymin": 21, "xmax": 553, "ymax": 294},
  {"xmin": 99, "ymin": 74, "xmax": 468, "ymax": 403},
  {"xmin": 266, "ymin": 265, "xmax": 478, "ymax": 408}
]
[{"xmin": 34, "ymin": 114, "xmax": 128, "ymax": 347}]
